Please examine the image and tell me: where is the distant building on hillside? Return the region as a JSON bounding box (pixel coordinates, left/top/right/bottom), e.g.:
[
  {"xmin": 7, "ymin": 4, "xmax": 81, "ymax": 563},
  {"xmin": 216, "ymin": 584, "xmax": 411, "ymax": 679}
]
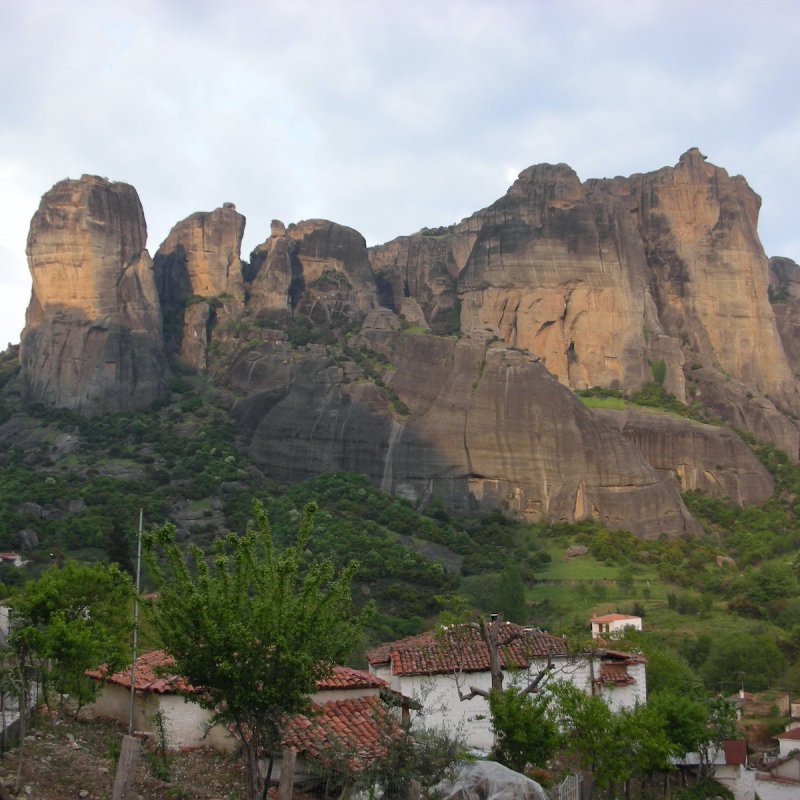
[{"xmin": 590, "ymin": 613, "xmax": 642, "ymax": 639}]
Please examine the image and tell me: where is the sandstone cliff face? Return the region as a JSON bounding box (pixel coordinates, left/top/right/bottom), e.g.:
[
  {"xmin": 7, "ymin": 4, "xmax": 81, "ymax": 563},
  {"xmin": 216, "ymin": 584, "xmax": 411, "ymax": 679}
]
[
  {"xmin": 369, "ymin": 149, "xmax": 800, "ymax": 453},
  {"xmin": 593, "ymin": 408, "xmax": 774, "ymax": 505},
  {"xmin": 152, "ymin": 203, "xmax": 246, "ymax": 371},
  {"xmin": 21, "ymin": 175, "xmax": 169, "ymax": 413},
  {"xmin": 227, "ymin": 309, "xmax": 699, "ymax": 539},
  {"xmin": 248, "ymin": 219, "xmax": 378, "ymax": 327}
]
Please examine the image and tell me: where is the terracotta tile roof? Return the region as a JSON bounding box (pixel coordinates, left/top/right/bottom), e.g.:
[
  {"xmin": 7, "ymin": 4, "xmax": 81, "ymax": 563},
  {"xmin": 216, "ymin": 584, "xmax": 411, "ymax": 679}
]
[
  {"xmin": 591, "ymin": 614, "xmax": 640, "ymax": 624},
  {"xmin": 87, "ymin": 651, "xmax": 384, "ymax": 696},
  {"xmin": 86, "ymin": 650, "xmax": 193, "ymax": 694},
  {"xmin": 315, "ymin": 666, "xmax": 387, "ymax": 691},
  {"xmin": 282, "ymin": 695, "xmax": 404, "ymax": 769},
  {"xmin": 366, "ymin": 623, "xmax": 569, "ymax": 676},
  {"xmin": 776, "ymin": 728, "xmax": 800, "ymax": 741},
  {"xmin": 596, "ymin": 663, "xmax": 634, "ymax": 686}
]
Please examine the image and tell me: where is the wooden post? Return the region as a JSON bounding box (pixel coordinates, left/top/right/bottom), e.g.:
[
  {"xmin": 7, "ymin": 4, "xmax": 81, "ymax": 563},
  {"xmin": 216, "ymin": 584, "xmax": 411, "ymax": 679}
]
[
  {"xmin": 112, "ymin": 735, "xmax": 140, "ymax": 800},
  {"xmin": 277, "ymin": 748, "xmax": 296, "ymax": 800}
]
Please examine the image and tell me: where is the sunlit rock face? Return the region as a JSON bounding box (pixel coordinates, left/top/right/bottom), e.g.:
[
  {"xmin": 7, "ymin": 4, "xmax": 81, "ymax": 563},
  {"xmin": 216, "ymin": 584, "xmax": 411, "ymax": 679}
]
[
  {"xmin": 21, "ymin": 175, "xmax": 169, "ymax": 413},
  {"xmin": 370, "ymin": 149, "xmax": 800, "ymax": 456}
]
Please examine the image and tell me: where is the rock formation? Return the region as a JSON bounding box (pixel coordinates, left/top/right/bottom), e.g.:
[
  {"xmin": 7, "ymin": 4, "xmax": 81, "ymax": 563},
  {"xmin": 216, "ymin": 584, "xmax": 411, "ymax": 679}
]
[
  {"xmin": 18, "ymin": 150, "xmax": 800, "ymax": 534},
  {"xmin": 152, "ymin": 203, "xmax": 246, "ymax": 371},
  {"xmin": 21, "ymin": 175, "xmax": 169, "ymax": 413},
  {"xmin": 227, "ymin": 309, "xmax": 699, "ymax": 539},
  {"xmin": 370, "ymin": 150, "xmax": 800, "ymax": 450},
  {"xmin": 594, "ymin": 408, "xmax": 774, "ymax": 505},
  {"xmin": 248, "ymin": 219, "xmax": 378, "ymax": 326}
]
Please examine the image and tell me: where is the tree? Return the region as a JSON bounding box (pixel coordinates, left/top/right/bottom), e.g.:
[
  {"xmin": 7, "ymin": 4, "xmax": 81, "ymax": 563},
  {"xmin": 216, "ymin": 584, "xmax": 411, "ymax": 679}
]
[
  {"xmin": 489, "ymin": 687, "xmax": 560, "ymax": 772},
  {"xmin": 143, "ymin": 500, "xmax": 370, "ymax": 800},
  {"xmin": 700, "ymin": 633, "xmax": 785, "ymax": 692},
  {"xmin": 10, "ymin": 560, "xmax": 132, "ymax": 716},
  {"xmin": 553, "ymin": 682, "xmax": 681, "ymax": 798}
]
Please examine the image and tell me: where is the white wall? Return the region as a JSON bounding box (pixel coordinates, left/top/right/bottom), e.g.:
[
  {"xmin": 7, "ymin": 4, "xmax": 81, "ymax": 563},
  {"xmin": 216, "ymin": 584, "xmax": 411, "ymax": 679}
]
[
  {"xmin": 754, "ymin": 777, "xmax": 800, "ymax": 800},
  {"xmin": 372, "ymin": 655, "xmax": 645, "ymax": 751}
]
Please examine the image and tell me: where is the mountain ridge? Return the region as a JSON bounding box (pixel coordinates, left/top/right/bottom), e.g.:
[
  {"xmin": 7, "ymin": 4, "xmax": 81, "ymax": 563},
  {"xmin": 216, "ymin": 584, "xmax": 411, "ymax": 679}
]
[{"xmin": 13, "ymin": 150, "xmax": 799, "ymax": 537}]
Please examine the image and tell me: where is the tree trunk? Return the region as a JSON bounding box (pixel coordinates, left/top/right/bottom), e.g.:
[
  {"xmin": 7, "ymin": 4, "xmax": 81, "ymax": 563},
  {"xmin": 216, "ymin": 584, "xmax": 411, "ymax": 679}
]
[
  {"xmin": 245, "ymin": 744, "xmax": 261, "ymax": 800},
  {"xmin": 278, "ymin": 749, "xmax": 295, "ymax": 800}
]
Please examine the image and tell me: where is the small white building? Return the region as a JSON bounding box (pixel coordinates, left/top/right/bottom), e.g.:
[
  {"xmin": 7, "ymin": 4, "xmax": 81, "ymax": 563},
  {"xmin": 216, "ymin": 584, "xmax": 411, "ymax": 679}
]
[
  {"xmin": 87, "ymin": 649, "xmax": 402, "ymax": 774},
  {"xmin": 590, "ymin": 614, "xmax": 642, "ymax": 639},
  {"xmin": 367, "ymin": 623, "xmax": 646, "ymax": 751},
  {"xmin": 775, "ymin": 727, "xmax": 800, "ymax": 759}
]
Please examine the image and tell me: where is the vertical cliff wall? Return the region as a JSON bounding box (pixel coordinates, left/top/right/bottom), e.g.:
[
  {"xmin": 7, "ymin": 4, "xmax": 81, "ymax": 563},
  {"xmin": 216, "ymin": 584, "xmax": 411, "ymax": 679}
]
[{"xmin": 20, "ymin": 175, "xmax": 169, "ymax": 413}]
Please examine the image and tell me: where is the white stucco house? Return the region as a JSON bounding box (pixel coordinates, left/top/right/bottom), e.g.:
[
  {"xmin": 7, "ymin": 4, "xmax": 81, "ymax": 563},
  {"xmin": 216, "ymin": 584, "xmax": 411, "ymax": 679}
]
[
  {"xmin": 87, "ymin": 649, "xmax": 403, "ymax": 775},
  {"xmin": 366, "ymin": 622, "xmax": 646, "ymax": 751},
  {"xmin": 590, "ymin": 613, "xmax": 642, "ymax": 639}
]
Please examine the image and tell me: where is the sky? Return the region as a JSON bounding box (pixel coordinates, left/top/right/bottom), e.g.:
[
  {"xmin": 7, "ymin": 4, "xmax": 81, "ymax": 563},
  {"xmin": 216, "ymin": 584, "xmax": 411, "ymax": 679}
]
[{"xmin": 1, "ymin": 0, "xmax": 799, "ymax": 349}]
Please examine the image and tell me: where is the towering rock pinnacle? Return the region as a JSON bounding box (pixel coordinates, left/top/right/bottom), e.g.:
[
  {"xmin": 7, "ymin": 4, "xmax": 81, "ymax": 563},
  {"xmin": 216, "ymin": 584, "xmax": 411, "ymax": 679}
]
[
  {"xmin": 20, "ymin": 175, "xmax": 169, "ymax": 413},
  {"xmin": 153, "ymin": 203, "xmax": 246, "ymax": 371}
]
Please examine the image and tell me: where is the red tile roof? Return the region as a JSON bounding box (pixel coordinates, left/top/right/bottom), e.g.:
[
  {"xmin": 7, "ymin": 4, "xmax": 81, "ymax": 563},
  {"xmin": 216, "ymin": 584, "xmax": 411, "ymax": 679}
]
[
  {"xmin": 596, "ymin": 664, "xmax": 634, "ymax": 686},
  {"xmin": 776, "ymin": 728, "xmax": 800, "ymax": 741},
  {"xmin": 86, "ymin": 650, "xmax": 192, "ymax": 695},
  {"xmin": 591, "ymin": 614, "xmax": 640, "ymax": 624},
  {"xmin": 315, "ymin": 666, "xmax": 387, "ymax": 691},
  {"xmin": 87, "ymin": 651, "xmax": 384, "ymax": 696},
  {"xmin": 367, "ymin": 623, "xmax": 569, "ymax": 676},
  {"xmin": 282, "ymin": 695, "xmax": 404, "ymax": 769}
]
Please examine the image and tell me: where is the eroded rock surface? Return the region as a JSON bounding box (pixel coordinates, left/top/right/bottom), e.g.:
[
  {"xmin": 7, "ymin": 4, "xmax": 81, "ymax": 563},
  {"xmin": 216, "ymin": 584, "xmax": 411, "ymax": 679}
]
[
  {"xmin": 593, "ymin": 408, "xmax": 774, "ymax": 505},
  {"xmin": 227, "ymin": 315, "xmax": 699, "ymax": 538},
  {"xmin": 21, "ymin": 175, "xmax": 169, "ymax": 413},
  {"xmin": 370, "ymin": 149, "xmax": 800, "ymax": 449},
  {"xmin": 152, "ymin": 203, "xmax": 246, "ymax": 370}
]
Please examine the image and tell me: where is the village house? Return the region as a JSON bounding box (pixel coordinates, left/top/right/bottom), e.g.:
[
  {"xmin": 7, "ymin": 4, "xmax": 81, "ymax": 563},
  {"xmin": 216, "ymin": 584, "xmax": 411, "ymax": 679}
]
[
  {"xmin": 87, "ymin": 650, "xmax": 403, "ymax": 784},
  {"xmin": 590, "ymin": 613, "xmax": 642, "ymax": 639},
  {"xmin": 366, "ymin": 622, "xmax": 646, "ymax": 752}
]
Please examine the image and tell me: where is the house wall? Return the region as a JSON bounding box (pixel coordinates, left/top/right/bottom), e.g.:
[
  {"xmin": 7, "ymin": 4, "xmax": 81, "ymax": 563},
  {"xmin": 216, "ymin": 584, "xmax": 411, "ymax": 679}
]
[
  {"xmin": 92, "ymin": 684, "xmax": 154, "ymax": 732},
  {"xmin": 714, "ymin": 765, "xmax": 755, "ymax": 800},
  {"xmin": 378, "ymin": 659, "xmax": 592, "ymax": 752},
  {"xmin": 91, "ymin": 686, "xmax": 235, "ymax": 753},
  {"xmin": 778, "ymin": 738, "xmax": 800, "ymax": 758},
  {"xmin": 754, "ymin": 777, "xmax": 800, "ymax": 800},
  {"xmin": 600, "ymin": 662, "xmax": 647, "ymax": 712},
  {"xmin": 157, "ymin": 694, "xmax": 236, "ymax": 752},
  {"xmin": 772, "ymin": 758, "xmax": 800, "ymax": 781},
  {"xmin": 372, "ymin": 655, "xmax": 645, "ymax": 751}
]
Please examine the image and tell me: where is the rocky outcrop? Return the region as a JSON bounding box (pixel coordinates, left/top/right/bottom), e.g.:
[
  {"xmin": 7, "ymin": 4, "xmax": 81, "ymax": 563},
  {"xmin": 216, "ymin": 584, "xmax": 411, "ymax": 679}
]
[
  {"xmin": 21, "ymin": 175, "xmax": 169, "ymax": 413},
  {"xmin": 227, "ymin": 310, "xmax": 699, "ymax": 539},
  {"xmin": 593, "ymin": 408, "xmax": 774, "ymax": 505},
  {"xmin": 152, "ymin": 203, "xmax": 246, "ymax": 370},
  {"xmin": 370, "ymin": 150, "xmax": 800, "ymax": 451},
  {"xmin": 769, "ymin": 257, "xmax": 800, "ymax": 371},
  {"xmin": 248, "ymin": 219, "xmax": 378, "ymax": 327}
]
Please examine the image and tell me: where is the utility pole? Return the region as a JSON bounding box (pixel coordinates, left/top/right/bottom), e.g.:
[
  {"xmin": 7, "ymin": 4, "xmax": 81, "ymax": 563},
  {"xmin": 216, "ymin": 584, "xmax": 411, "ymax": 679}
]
[{"xmin": 113, "ymin": 509, "xmax": 143, "ymax": 800}]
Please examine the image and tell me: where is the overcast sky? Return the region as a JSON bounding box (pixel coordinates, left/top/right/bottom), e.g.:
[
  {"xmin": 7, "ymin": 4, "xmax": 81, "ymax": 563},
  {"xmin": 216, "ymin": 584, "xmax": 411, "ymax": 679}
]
[{"xmin": 2, "ymin": 0, "xmax": 799, "ymax": 348}]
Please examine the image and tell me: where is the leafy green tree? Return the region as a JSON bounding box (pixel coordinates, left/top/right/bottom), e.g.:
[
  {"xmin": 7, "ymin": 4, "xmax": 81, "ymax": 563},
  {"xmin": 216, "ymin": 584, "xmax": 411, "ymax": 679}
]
[
  {"xmin": 644, "ymin": 644, "xmax": 703, "ymax": 696},
  {"xmin": 700, "ymin": 633, "xmax": 785, "ymax": 692},
  {"xmin": 495, "ymin": 562, "xmax": 527, "ymax": 623},
  {"xmin": 143, "ymin": 500, "xmax": 370, "ymax": 800},
  {"xmin": 10, "ymin": 561, "xmax": 131, "ymax": 715},
  {"xmin": 489, "ymin": 687, "xmax": 560, "ymax": 772},
  {"xmin": 647, "ymin": 691, "xmax": 709, "ymax": 757}
]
